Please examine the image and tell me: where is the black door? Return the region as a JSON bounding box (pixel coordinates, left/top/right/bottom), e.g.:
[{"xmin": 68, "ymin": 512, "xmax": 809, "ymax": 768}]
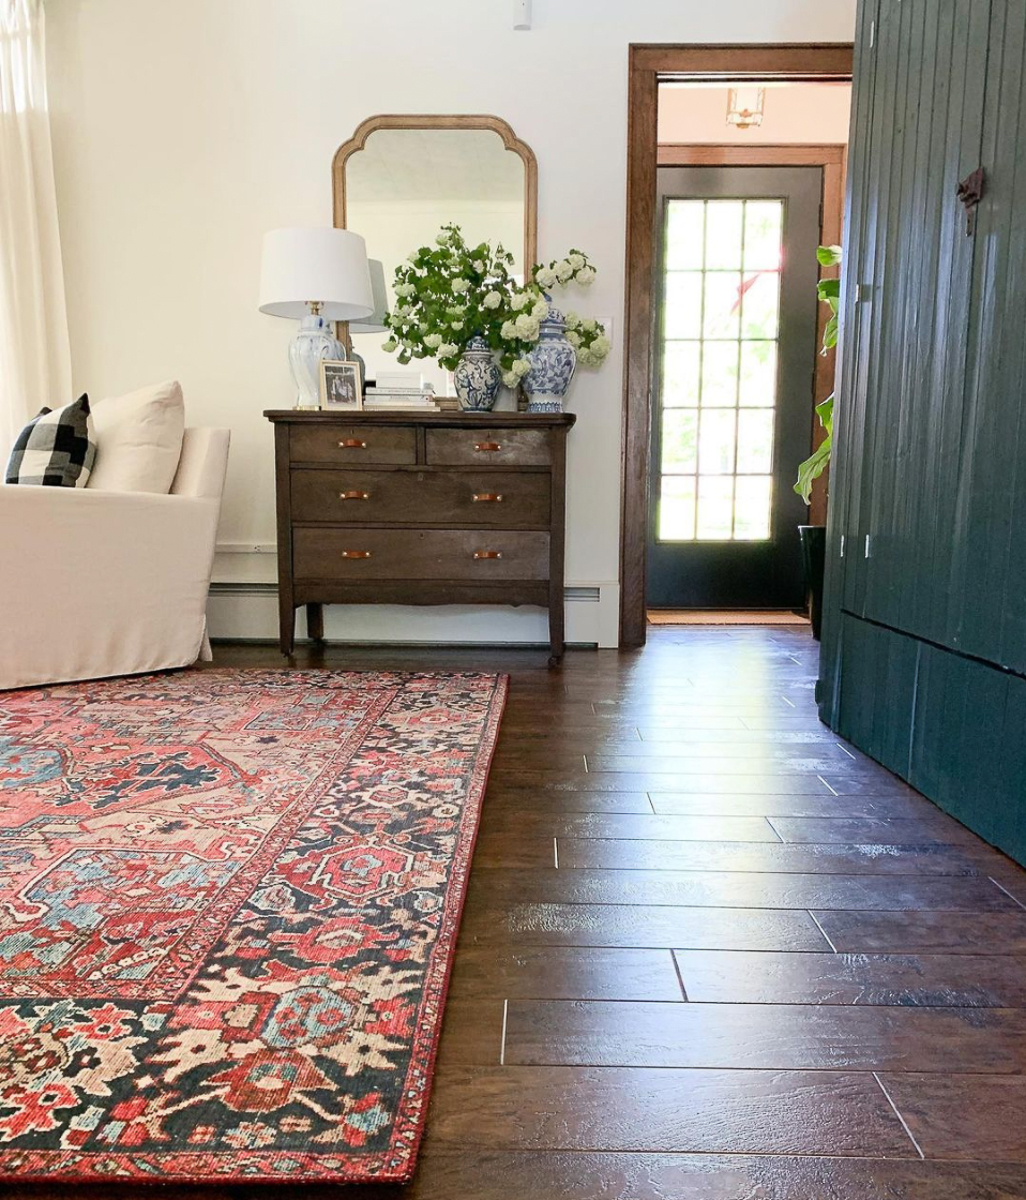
[{"xmin": 647, "ymin": 165, "xmax": 822, "ymax": 609}]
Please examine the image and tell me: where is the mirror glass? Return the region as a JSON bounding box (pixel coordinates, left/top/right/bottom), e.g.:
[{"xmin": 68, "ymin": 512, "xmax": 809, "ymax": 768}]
[{"xmin": 344, "ymin": 126, "xmax": 529, "ymax": 393}]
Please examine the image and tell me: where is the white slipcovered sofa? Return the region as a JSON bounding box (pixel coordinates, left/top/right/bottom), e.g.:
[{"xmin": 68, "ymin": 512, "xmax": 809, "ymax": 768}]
[{"xmin": 0, "ymin": 425, "xmax": 230, "ymax": 691}]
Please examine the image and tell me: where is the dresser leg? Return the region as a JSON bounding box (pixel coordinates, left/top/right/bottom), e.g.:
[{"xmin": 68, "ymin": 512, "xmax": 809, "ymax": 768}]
[
  {"xmin": 278, "ymin": 595, "xmax": 295, "ymax": 657},
  {"xmin": 306, "ymin": 603, "xmax": 325, "ymax": 643},
  {"xmin": 548, "ymin": 588, "xmax": 565, "ymax": 669}
]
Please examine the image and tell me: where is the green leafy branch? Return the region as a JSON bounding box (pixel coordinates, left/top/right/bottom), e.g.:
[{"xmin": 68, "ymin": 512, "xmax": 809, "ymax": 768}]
[{"xmin": 795, "ymin": 243, "xmax": 842, "ymax": 504}]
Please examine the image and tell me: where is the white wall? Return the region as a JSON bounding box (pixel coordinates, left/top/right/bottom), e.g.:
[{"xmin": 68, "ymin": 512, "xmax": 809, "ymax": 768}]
[
  {"xmin": 45, "ymin": 0, "xmax": 855, "ymax": 647},
  {"xmin": 659, "ymin": 82, "xmax": 852, "ymax": 146}
]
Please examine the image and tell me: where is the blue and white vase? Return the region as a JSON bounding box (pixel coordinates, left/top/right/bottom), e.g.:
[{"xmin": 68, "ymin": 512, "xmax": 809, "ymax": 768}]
[
  {"xmin": 523, "ymin": 300, "xmax": 577, "ymax": 414},
  {"xmin": 453, "ymin": 335, "xmax": 501, "ymax": 412}
]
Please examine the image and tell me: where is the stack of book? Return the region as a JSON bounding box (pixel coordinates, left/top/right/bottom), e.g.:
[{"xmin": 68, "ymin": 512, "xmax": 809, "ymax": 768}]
[{"xmin": 362, "ymin": 386, "xmax": 438, "ymax": 411}]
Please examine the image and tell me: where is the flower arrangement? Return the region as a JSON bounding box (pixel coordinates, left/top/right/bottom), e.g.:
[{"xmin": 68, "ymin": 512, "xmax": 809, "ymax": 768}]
[{"xmin": 382, "ymin": 224, "xmax": 611, "ymax": 388}]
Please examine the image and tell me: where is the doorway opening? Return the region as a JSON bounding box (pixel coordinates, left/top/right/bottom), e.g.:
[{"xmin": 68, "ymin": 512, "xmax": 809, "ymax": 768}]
[{"xmin": 621, "ymin": 47, "xmax": 853, "ymax": 644}]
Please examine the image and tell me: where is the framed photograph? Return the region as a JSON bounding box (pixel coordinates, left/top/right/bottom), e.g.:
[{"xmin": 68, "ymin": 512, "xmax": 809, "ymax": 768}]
[{"xmin": 319, "ymin": 360, "xmax": 363, "ymax": 410}]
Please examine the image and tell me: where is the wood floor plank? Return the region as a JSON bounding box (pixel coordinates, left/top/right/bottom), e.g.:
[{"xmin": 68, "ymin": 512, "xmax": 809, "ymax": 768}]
[
  {"xmin": 815, "ymin": 909, "xmax": 1026, "ymax": 954},
  {"xmin": 878, "ymin": 1074, "xmax": 1026, "ymax": 1162},
  {"xmin": 636, "ymin": 727, "xmax": 855, "ymax": 742},
  {"xmin": 586, "ymin": 753, "xmax": 879, "ymax": 774},
  {"xmin": 673, "ymin": 949, "xmax": 1026, "ymax": 1007},
  {"xmin": 648, "ymin": 792, "xmax": 962, "ymax": 817},
  {"xmin": 446, "ymin": 945, "xmax": 683, "ymax": 1001},
  {"xmin": 556, "ymin": 838, "xmax": 982, "ymax": 875},
  {"xmin": 382, "ymin": 1152, "xmax": 1026, "ymax": 1200},
  {"xmin": 465, "ymin": 867, "xmax": 1018, "ymax": 911},
  {"xmin": 585, "ymin": 740, "xmax": 859, "ymax": 759},
  {"xmin": 459, "ymin": 901, "xmax": 829, "ymax": 950},
  {"xmin": 498, "ymin": 999, "xmax": 1026, "ymax": 1072},
  {"xmin": 487, "ymin": 771, "xmax": 842, "ymax": 794},
  {"xmin": 423, "ymin": 1066, "xmax": 914, "ymax": 1156},
  {"xmin": 483, "ymin": 789, "xmax": 655, "ymax": 813},
  {"xmin": 481, "ymin": 812, "xmax": 782, "ymax": 842},
  {"xmin": 770, "ymin": 816, "xmax": 974, "ymax": 845}
]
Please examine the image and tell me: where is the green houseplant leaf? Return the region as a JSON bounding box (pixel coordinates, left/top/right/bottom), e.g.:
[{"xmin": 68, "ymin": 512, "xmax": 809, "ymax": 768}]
[
  {"xmin": 794, "ymin": 245, "xmax": 842, "ymax": 501},
  {"xmin": 795, "ymin": 394, "xmax": 834, "ymax": 504}
]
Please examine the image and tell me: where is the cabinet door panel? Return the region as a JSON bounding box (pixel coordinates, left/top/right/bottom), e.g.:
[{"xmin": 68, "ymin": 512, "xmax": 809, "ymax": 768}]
[
  {"xmin": 854, "ymin": 0, "xmax": 988, "ymax": 632},
  {"xmin": 947, "ymin": 0, "xmax": 1026, "ymax": 672}
]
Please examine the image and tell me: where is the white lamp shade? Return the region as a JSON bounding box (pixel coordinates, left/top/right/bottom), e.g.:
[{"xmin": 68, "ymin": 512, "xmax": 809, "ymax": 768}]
[
  {"xmin": 349, "ymin": 259, "xmax": 389, "ymax": 333},
  {"xmin": 258, "ymin": 227, "xmax": 374, "ymax": 321}
]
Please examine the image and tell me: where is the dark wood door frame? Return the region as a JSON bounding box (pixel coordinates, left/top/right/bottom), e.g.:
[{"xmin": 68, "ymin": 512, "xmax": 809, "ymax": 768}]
[{"xmin": 621, "ymin": 44, "xmax": 854, "ymax": 648}]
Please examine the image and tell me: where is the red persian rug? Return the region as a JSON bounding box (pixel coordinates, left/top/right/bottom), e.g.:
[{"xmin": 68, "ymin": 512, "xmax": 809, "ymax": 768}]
[{"xmin": 0, "ymin": 668, "xmax": 506, "ymax": 1183}]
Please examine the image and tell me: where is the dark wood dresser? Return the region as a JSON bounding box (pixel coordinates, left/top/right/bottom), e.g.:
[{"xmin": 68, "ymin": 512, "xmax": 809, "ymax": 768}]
[{"xmin": 265, "ymin": 410, "xmax": 576, "ymax": 663}]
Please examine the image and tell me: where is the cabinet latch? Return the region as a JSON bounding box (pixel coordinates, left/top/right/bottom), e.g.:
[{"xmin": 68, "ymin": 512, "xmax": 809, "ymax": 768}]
[{"xmin": 956, "ymin": 168, "xmax": 985, "ymax": 236}]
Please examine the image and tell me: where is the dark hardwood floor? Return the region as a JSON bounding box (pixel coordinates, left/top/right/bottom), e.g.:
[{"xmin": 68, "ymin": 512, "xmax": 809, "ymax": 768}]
[{"xmin": 14, "ymin": 626, "xmax": 1026, "ymax": 1199}]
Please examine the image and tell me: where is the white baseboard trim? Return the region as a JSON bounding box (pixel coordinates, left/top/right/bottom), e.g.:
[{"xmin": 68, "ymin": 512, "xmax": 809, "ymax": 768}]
[{"xmin": 206, "ymin": 581, "xmax": 619, "ymax": 647}]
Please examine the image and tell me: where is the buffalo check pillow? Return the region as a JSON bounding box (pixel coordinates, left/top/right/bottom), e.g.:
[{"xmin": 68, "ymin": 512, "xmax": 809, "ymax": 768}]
[{"xmin": 4, "ymin": 394, "xmax": 97, "ymax": 487}]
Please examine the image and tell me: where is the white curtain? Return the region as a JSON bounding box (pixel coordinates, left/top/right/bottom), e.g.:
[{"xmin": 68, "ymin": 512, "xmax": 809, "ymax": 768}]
[{"xmin": 0, "ymin": 0, "xmax": 70, "ymax": 455}]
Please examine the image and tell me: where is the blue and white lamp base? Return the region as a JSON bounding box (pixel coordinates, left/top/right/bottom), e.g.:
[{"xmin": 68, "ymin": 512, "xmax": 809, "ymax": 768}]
[{"xmin": 289, "ymin": 310, "xmax": 345, "ymax": 408}]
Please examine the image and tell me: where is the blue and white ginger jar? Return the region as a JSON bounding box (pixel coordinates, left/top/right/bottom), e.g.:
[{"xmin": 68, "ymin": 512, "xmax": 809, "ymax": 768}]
[
  {"xmin": 453, "ymin": 336, "xmax": 501, "ymax": 412},
  {"xmin": 523, "ymin": 300, "xmax": 577, "ymax": 414}
]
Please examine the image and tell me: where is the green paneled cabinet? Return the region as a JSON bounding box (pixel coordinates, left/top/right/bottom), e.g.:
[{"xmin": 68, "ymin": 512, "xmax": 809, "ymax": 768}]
[{"xmin": 821, "ymin": 0, "xmax": 1026, "ymax": 863}]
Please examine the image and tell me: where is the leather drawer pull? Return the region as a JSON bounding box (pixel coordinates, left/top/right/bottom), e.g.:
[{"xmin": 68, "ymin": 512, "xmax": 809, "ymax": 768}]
[
  {"xmin": 338, "ymin": 490, "xmax": 370, "ymax": 501},
  {"xmin": 340, "ymin": 550, "xmax": 372, "ymax": 559},
  {"xmin": 474, "ymin": 441, "xmax": 502, "ymax": 452},
  {"xmin": 338, "ymin": 438, "xmax": 367, "ymax": 449},
  {"xmin": 472, "ymin": 492, "xmax": 504, "ymax": 503},
  {"xmin": 473, "ymin": 550, "xmax": 503, "ymax": 560}
]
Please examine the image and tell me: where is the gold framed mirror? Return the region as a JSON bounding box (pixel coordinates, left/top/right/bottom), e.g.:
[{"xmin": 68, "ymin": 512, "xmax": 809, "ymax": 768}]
[{"xmin": 332, "ymin": 115, "xmax": 537, "ymax": 389}]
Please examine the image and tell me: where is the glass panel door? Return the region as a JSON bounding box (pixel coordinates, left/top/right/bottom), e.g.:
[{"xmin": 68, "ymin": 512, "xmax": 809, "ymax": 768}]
[{"xmin": 647, "ymin": 166, "xmax": 822, "ymax": 609}]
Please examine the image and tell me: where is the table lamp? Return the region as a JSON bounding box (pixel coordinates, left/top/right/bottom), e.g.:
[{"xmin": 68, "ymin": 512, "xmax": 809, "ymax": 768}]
[{"xmin": 258, "ymin": 227, "xmax": 374, "ymax": 408}]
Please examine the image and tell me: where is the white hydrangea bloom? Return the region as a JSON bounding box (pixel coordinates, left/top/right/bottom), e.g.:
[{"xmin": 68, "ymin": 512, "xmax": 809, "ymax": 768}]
[
  {"xmin": 382, "ymin": 338, "xmax": 398, "ymax": 352},
  {"xmin": 536, "ymin": 266, "xmax": 557, "ymax": 289},
  {"xmin": 436, "ymin": 231, "xmax": 450, "ymax": 246},
  {"xmin": 591, "ymin": 335, "xmax": 611, "ymax": 358},
  {"xmin": 510, "ymin": 291, "xmax": 530, "ymax": 311},
  {"xmin": 472, "ymin": 259, "xmax": 486, "ymax": 273},
  {"xmin": 566, "ymin": 331, "xmax": 582, "ymax": 347},
  {"xmin": 512, "ymin": 358, "xmax": 531, "ymax": 378},
  {"xmin": 501, "ymin": 320, "xmax": 518, "ymax": 340},
  {"xmin": 564, "ymin": 311, "xmax": 581, "ymax": 330},
  {"xmin": 582, "ymin": 317, "xmax": 597, "ymax": 332},
  {"xmin": 451, "ymin": 320, "xmax": 464, "ymax": 331},
  {"xmin": 483, "ymin": 291, "xmax": 502, "ymax": 309},
  {"xmin": 576, "ymin": 266, "xmax": 596, "ymax": 285},
  {"xmin": 568, "ymin": 252, "xmax": 586, "ymax": 270},
  {"xmin": 532, "ymin": 298, "xmax": 549, "ymax": 320},
  {"xmin": 438, "ymin": 342, "xmax": 459, "ymax": 358},
  {"xmin": 423, "ymin": 333, "xmax": 442, "ymax": 349},
  {"xmin": 502, "ymin": 370, "xmax": 519, "ymax": 388},
  {"xmin": 515, "ymin": 314, "xmax": 540, "ymax": 341},
  {"xmin": 554, "ymin": 259, "xmax": 574, "ymax": 283},
  {"xmin": 451, "ymin": 278, "xmax": 470, "ymax": 294}
]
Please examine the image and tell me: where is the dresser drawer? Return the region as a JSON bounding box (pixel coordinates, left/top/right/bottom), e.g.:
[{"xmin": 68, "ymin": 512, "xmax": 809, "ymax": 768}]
[
  {"xmin": 293, "ymin": 528, "xmax": 550, "ymax": 581},
  {"xmin": 291, "ymin": 469, "xmax": 551, "ymax": 526},
  {"xmin": 425, "ymin": 427, "xmax": 551, "ymax": 466},
  {"xmin": 289, "ymin": 424, "xmax": 417, "ymax": 465}
]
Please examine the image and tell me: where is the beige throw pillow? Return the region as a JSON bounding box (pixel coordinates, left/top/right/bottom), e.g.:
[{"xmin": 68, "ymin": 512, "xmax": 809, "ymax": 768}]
[{"xmin": 87, "ymin": 380, "xmax": 185, "ymax": 493}]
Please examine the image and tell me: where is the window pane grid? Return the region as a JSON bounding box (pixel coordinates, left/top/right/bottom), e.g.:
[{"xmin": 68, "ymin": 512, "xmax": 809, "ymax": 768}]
[{"xmin": 657, "ymin": 197, "xmax": 782, "ymax": 543}]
